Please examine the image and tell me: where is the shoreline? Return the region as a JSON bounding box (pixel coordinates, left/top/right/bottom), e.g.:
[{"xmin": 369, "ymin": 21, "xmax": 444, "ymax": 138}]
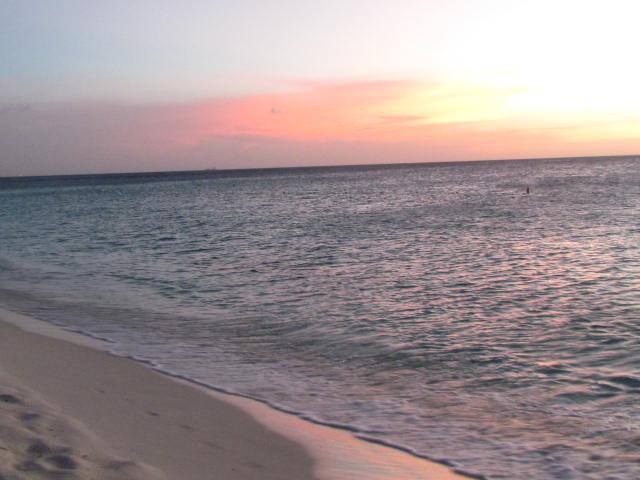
[{"xmin": 0, "ymin": 308, "xmax": 472, "ymax": 480}]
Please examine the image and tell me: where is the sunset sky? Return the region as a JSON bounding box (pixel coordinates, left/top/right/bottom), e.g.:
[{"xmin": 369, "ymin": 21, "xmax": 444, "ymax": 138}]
[{"xmin": 2, "ymin": 0, "xmax": 639, "ymax": 175}]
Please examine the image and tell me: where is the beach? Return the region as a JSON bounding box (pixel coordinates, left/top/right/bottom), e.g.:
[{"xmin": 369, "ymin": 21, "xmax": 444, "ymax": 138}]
[
  {"xmin": 0, "ymin": 311, "xmax": 469, "ymax": 480},
  {"xmin": 2, "ymin": 158, "xmax": 638, "ymax": 479}
]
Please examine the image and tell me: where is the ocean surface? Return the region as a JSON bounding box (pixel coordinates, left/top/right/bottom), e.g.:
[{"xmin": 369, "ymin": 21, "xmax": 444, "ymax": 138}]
[{"xmin": 1, "ymin": 156, "xmax": 639, "ymax": 479}]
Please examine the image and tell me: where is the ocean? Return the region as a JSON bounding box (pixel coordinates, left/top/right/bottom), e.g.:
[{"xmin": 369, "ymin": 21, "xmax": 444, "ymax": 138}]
[{"xmin": 1, "ymin": 156, "xmax": 639, "ymax": 479}]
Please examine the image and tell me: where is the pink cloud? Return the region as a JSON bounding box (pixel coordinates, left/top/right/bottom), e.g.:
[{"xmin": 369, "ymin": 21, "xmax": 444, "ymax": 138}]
[{"xmin": 2, "ymin": 80, "xmax": 639, "ymax": 176}]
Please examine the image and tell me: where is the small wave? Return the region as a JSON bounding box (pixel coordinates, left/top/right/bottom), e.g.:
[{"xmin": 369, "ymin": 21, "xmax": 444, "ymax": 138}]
[
  {"xmin": 78, "ymin": 340, "xmax": 478, "ymax": 479},
  {"xmin": 608, "ymin": 375, "xmax": 640, "ymax": 389}
]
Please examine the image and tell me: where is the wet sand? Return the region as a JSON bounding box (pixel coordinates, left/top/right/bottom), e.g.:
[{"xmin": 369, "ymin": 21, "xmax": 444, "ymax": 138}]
[{"xmin": 0, "ymin": 311, "xmax": 470, "ymax": 480}]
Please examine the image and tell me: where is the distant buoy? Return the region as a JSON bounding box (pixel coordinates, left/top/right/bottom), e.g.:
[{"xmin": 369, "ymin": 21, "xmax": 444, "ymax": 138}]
[{"xmin": 526, "ymin": 186, "xmax": 530, "ymax": 195}]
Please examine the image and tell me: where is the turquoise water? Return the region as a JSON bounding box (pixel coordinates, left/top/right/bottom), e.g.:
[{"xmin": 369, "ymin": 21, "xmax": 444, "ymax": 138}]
[{"xmin": 1, "ymin": 157, "xmax": 639, "ymax": 479}]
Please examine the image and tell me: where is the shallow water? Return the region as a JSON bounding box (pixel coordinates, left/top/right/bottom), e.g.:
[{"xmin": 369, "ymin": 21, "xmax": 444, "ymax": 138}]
[{"xmin": 1, "ymin": 157, "xmax": 639, "ymax": 479}]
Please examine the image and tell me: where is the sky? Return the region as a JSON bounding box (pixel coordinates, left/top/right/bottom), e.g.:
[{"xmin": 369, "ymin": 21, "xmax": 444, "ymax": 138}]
[{"xmin": 2, "ymin": 0, "xmax": 639, "ymax": 175}]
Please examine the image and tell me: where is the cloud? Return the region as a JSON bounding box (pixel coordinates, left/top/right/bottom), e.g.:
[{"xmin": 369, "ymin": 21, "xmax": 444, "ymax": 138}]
[{"xmin": 2, "ymin": 80, "xmax": 639, "ymax": 176}]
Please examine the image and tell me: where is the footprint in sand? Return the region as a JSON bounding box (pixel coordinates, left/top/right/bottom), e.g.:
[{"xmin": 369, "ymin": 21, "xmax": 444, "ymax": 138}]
[
  {"xmin": 0, "ymin": 393, "xmax": 21, "ymax": 404},
  {"xmin": 0, "ymin": 388, "xmax": 161, "ymax": 480},
  {"xmin": 27, "ymin": 439, "xmax": 51, "ymax": 457},
  {"xmin": 45, "ymin": 453, "xmax": 77, "ymax": 470}
]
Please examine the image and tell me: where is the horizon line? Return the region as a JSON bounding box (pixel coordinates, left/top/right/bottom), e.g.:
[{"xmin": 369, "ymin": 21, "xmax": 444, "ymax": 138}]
[{"xmin": 1, "ymin": 153, "xmax": 638, "ymax": 181}]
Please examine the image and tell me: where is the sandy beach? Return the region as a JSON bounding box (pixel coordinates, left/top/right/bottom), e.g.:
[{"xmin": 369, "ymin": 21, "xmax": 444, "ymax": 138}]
[{"xmin": 0, "ymin": 311, "xmax": 470, "ymax": 480}]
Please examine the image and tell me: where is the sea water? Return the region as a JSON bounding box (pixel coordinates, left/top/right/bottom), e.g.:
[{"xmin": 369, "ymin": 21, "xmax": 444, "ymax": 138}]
[{"xmin": 1, "ymin": 156, "xmax": 639, "ymax": 479}]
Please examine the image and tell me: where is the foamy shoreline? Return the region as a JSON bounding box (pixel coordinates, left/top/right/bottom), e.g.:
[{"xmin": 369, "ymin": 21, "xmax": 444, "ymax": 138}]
[{"xmin": 0, "ymin": 309, "xmax": 471, "ymax": 480}]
